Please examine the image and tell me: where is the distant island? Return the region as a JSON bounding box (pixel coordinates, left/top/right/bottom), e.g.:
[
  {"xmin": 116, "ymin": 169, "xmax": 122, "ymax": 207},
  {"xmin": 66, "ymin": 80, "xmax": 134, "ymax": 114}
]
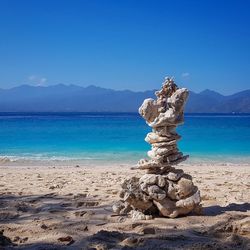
[{"xmin": 0, "ymin": 84, "xmax": 249, "ymax": 113}]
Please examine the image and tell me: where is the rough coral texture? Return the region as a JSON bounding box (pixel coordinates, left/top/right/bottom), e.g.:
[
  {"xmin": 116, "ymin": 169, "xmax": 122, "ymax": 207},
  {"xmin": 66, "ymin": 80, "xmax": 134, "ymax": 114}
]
[{"xmin": 113, "ymin": 77, "xmax": 201, "ymax": 219}]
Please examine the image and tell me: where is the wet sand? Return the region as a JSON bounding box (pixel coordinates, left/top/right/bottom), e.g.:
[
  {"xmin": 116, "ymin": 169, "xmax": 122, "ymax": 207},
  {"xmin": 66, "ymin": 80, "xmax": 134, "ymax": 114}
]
[{"xmin": 0, "ymin": 164, "xmax": 249, "ymax": 249}]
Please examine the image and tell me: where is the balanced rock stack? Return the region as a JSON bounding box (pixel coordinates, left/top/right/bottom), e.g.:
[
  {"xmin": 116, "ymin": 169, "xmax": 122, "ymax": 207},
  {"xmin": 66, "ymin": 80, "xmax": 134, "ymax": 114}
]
[{"xmin": 113, "ymin": 77, "xmax": 201, "ymax": 219}]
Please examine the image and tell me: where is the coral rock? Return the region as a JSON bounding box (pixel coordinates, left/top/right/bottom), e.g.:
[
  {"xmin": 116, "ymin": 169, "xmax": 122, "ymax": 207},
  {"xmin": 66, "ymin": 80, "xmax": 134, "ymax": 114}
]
[{"xmin": 113, "ymin": 77, "xmax": 201, "ymax": 219}]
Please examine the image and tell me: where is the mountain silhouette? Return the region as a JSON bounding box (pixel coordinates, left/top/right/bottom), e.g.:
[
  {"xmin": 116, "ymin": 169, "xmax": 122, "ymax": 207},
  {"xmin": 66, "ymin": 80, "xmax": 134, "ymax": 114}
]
[{"xmin": 0, "ymin": 84, "xmax": 249, "ymax": 113}]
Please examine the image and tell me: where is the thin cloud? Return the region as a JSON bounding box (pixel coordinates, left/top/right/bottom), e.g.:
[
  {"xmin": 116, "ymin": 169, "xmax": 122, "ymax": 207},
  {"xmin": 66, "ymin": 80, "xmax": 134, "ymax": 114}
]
[
  {"xmin": 28, "ymin": 75, "xmax": 36, "ymax": 81},
  {"xmin": 28, "ymin": 75, "xmax": 47, "ymax": 86},
  {"xmin": 181, "ymin": 72, "xmax": 190, "ymax": 78},
  {"xmin": 40, "ymin": 78, "xmax": 47, "ymax": 84}
]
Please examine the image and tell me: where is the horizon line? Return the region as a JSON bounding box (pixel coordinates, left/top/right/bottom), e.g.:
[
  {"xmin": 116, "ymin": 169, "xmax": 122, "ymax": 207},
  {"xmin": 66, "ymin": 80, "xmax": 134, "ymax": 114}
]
[{"xmin": 0, "ymin": 83, "xmax": 249, "ymax": 96}]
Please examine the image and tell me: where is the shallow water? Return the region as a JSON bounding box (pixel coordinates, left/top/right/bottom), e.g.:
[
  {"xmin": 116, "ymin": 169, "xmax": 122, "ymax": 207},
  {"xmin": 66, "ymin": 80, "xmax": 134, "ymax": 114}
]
[{"xmin": 0, "ymin": 112, "xmax": 250, "ymax": 165}]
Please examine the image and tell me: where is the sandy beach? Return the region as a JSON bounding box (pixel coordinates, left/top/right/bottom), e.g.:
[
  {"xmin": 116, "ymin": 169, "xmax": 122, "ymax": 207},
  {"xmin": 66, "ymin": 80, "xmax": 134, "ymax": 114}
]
[{"xmin": 0, "ymin": 163, "xmax": 249, "ymax": 249}]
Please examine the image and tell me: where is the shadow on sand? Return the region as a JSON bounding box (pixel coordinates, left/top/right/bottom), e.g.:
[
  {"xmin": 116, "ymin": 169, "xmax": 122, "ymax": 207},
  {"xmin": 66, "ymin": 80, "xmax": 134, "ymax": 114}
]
[
  {"xmin": 2, "ymin": 228, "xmax": 250, "ymax": 250},
  {"xmin": 0, "ymin": 194, "xmax": 249, "ymax": 249},
  {"xmin": 204, "ymin": 202, "xmax": 250, "ymax": 216}
]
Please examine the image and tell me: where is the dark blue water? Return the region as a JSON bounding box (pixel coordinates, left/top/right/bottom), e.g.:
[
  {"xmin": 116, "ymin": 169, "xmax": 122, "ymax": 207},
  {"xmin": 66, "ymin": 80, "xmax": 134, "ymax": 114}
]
[{"xmin": 0, "ymin": 113, "xmax": 249, "ymax": 164}]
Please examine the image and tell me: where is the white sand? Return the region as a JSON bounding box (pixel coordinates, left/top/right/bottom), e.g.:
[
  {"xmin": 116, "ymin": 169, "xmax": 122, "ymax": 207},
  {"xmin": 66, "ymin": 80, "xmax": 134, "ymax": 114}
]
[{"xmin": 0, "ymin": 164, "xmax": 249, "ymax": 249}]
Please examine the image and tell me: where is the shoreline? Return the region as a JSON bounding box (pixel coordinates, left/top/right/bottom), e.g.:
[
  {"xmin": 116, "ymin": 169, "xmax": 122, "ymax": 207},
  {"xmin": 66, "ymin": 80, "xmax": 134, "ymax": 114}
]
[
  {"xmin": 1, "ymin": 154, "xmax": 250, "ymax": 167},
  {"xmin": 0, "ymin": 164, "xmax": 249, "ymax": 249}
]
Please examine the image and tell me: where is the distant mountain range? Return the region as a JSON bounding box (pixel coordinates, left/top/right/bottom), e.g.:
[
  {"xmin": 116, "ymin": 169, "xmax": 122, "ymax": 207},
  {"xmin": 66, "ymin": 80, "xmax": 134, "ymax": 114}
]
[{"xmin": 0, "ymin": 84, "xmax": 249, "ymax": 113}]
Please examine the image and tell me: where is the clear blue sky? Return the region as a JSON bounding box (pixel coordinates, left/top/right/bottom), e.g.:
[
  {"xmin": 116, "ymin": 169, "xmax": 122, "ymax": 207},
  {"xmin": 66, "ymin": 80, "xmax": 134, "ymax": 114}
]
[{"xmin": 0, "ymin": 0, "xmax": 249, "ymax": 94}]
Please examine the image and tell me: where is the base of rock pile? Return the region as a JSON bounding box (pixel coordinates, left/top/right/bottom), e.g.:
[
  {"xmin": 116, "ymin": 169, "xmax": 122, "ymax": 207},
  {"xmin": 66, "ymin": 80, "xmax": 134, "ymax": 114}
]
[{"xmin": 113, "ymin": 167, "xmax": 201, "ymax": 219}]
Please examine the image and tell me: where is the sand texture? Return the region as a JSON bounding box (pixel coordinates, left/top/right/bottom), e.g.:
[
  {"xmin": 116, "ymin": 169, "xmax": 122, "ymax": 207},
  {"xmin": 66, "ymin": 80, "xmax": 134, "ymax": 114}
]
[{"xmin": 0, "ymin": 164, "xmax": 250, "ymax": 249}]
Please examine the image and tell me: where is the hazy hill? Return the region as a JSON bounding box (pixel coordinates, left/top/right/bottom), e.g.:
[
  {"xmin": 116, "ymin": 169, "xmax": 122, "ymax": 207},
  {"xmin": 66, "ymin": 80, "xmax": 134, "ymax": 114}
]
[
  {"xmin": 0, "ymin": 84, "xmax": 249, "ymax": 113},
  {"xmin": 186, "ymin": 89, "xmax": 250, "ymax": 113}
]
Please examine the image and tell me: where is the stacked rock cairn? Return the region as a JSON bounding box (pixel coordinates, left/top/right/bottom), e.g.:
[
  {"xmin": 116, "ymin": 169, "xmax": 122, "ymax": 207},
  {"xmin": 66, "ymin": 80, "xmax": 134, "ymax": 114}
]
[{"xmin": 113, "ymin": 77, "xmax": 201, "ymax": 219}]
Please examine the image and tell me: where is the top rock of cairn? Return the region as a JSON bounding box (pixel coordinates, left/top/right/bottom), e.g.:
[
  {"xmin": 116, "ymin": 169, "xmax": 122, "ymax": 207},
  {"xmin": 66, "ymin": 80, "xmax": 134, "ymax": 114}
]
[{"xmin": 137, "ymin": 77, "xmax": 189, "ymax": 174}]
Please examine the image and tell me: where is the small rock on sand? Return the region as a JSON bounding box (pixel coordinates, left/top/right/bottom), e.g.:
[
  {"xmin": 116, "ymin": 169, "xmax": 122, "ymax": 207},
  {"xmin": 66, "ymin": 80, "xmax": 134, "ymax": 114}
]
[{"xmin": 57, "ymin": 236, "xmax": 74, "ymax": 245}]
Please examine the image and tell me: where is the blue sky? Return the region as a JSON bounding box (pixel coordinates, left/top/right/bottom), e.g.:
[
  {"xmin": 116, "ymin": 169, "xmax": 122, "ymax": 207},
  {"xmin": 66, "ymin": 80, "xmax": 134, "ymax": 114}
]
[{"xmin": 0, "ymin": 0, "xmax": 249, "ymax": 94}]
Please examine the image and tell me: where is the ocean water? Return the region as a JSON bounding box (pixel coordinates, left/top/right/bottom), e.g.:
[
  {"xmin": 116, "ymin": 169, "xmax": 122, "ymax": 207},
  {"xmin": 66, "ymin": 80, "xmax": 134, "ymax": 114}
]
[{"xmin": 0, "ymin": 112, "xmax": 250, "ymax": 165}]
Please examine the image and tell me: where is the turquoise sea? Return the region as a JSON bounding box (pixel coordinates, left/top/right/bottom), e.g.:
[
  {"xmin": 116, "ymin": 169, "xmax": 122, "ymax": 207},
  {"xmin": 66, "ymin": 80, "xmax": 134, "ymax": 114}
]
[{"xmin": 0, "ymin": 112, "xmax": 250, "ymax": 165}]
